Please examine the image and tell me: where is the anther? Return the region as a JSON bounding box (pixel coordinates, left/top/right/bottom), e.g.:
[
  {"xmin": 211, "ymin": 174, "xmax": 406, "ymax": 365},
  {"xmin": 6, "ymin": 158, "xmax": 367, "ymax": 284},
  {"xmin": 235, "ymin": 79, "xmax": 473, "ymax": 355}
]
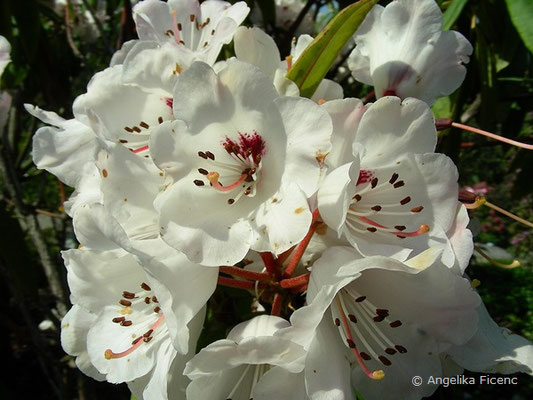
[
  {"xmin": 198, "ymin": 151, "xmax": 208, "ymax": 159},
  {"xmin": 376, "ymin": 309, "xmax": 389, "ymax": 316},
  {"xmin": 393, "ymin": 180, "xmax": 405, "ymax": 188},
  {"xmin": 121, "ymin": 320, "xmax": 132, "ymax": 327},
  {"xmin": 389, "ymin": 173, "xmax": 399, "ymax": 184},
  {"xmin": 395, "ymin": 345, "xmax": 407, "ymax": 353},
  {"xmin": 360, "ymin": 352, "xmax": 371, "ymax": 360},
  {"xmin": 198, "ymin": 168, "xmax": 208, "ymax": 175},
  {"xmin": 394, "ymin": 225, "xmax": 406, "ymax": 231},
  {"xmin": 355, "ymin": 296, "xmax": 366, "ymax": 302},
  {"xmin": 158, "ymin": 116, "xmax": 164, "ymax": 124},
  {"xmin": 206, "ymin": 151, "xmax": 215, "ymax": 160},
  {"xmin": 354, "ymin": 194, "xmax": 362, "ymax": 202},
  {"xmin": 112, "ymin": 317, "xmax": 125, "ymax": 323},
  {"xmin": 190, "ymin": 14, "xmax": 194, "ymax": 22},
  {"xmin": 143, "ymin": 329, "xmax": 153, "ymax": 338},
  {"xmin": 154, "ymin": 307, "xmax": 161, "ymax": 313},
  {"xmin": 120, "ymin": 299, "xmax": 132, "ymax": 307},
  {"xmin": 371, "ymin": 177, "xmax": 378, "ymax": 188},
  {"xmin": 152, "ymin": 296, "xmax": 158, "ymax": 303},
  {"xmin": 132, "ymin": 337, "xmax": 143, "ymax": 345},
  {"xmin": 394, "ymin": 224, "xmax": 429, "ymax": 237},
  {"xmin": 371, "ymin": 205, "xmax": 382, "ymax": 211},
  {"xmin": 400, "ymin": 196, "xmax": 411, "ymax": 205},
  {"xmin": 378, "ymin": 356, "xmax": 392, "ymax": 366},
  {"xmin": 194, "ymin": 180, "xmax": 205, "ymax": 186},
  {"xmin": 141, "ymin": 282, "xmax": 151, "ymax": 291},
  {"xmin": 143, "ymin": 336, "xmax": 153, "ymax": 343},
  {"xmin": 348, "ymin": 314, "xmax": 357, "ymax": 323},
  {"xmin": 367, "ymin": 227, "xmax": 377, "ymax": 232},
  {"xmin": 144, "ymin": 297, "xmax": 151, "ymax": 304},
  {"xmin": 347, "ymin": 339, "xmax": 356, "ymax": 348},
  {"xmin": 124, "ymin": 127, "xmax": 133, "ymax": 133},
  {"xmin": 122, "ymin": 291, "xmax": 135, "ymax": 299},
  {"xmin": 139, "ymin": 121, "xmax": 149, "ymax": 129},
  {"xmin": 335, "ymin": 318, "xmax": 341, "ymax": 326},
  {"xmin": 389, "ymin": 320, "xmax": 402, "ymax": 328},
  {"xmin": 373, "ymin": 315, "xmax": 386, "ymax": 322},
  {"xmin": 410, "ymin": 206, "xmax": 424, "ymax": 213},
  {"xmin": 385, "ymin": 348, "xmax": 397, "ymax": 355},
  {"xmin": 132, "ymin": 126, "xmax": 141, "ymax": 133},
  {"xmin": 227, "ymin": 199, "xmax": 235, "ymax": 205}
]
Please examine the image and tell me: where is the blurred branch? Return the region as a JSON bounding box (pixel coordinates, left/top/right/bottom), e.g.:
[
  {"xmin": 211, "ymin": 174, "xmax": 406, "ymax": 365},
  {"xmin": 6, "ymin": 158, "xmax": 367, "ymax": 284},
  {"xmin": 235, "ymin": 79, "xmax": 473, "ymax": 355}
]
[{"xmin": 0, "ymin": 107, "xmax": 68, "ymax": 317}]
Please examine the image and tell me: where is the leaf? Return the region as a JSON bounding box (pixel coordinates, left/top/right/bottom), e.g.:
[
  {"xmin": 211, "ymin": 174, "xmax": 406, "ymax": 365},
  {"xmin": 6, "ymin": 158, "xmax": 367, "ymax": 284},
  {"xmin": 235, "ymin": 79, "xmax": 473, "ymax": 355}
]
[
  {"xmin": 442, "ymin": 0, "xmax": 469, "ymax": 30},
  {"xmin": 286, "ymin": 0, "xmax": 379, "ymax": 98},
  {"xmin": 505, "ymin": 0, "xmax": 533, "ymax": 54}
]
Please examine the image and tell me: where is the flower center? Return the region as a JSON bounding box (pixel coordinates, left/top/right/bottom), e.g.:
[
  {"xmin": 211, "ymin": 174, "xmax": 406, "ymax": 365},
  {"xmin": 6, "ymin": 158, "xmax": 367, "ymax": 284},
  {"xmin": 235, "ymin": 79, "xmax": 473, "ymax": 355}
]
[
  {"xmin": 345, "ymin": 170, "xmax": 429, "ymax": 239},
  {"xmin": 193, "ymin": 132, "xmax": 266, "ymax": 205},
  {"xmin": 104, "ymin": 282, "xmax": 165, "ymax": 360},
  {"xmin": 168, "ymin": 10, "xmax": 216, "ymax": 51},
  {"xmin": 333, "ymin": 287, "xmax": 408, "ymax": 381}
]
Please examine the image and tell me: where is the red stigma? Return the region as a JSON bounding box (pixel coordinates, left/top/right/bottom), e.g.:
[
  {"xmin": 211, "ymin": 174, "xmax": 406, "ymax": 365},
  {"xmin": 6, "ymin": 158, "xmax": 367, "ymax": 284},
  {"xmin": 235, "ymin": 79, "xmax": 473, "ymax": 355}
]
[{"xmin": 222, "ymin": 132, "xmax": 266, "ymax": 164}]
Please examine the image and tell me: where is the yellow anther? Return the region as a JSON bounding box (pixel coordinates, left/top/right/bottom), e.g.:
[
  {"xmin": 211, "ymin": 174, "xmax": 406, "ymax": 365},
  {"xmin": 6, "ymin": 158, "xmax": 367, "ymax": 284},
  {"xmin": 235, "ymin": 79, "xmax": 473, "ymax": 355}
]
[
  {"xmin": 372, "ymin": 370, "xmax": 385, "ymax": 380},
  {"xmin": 471, "ymin": 279, "xmax": 481, "ymax": 288}
]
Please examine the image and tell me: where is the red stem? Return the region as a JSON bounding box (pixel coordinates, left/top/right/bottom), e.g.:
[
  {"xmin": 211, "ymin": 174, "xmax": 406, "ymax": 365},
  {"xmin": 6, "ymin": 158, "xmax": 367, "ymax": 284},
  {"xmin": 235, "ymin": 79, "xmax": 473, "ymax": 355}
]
[
  {"xmin": 260, "ymin": 252, "xmax": 281, "ymax": 280},
  {"xmin": 284, "ymin": 209, "xmax": 321, "ymax": 277},
  {"xmin": 219, "ymin": 266, "xmax": 271, "ymax": 282},
  {"xmin": 280, "ymin": 273, "xmax": 310, "ymax": 289},
  {"xmin": 271, "ymin": 293, "xmax": 282, "ymax": 316},
  {"xmin": 217, "ymin": 276, "xmax": 266, "ymax": 290}
]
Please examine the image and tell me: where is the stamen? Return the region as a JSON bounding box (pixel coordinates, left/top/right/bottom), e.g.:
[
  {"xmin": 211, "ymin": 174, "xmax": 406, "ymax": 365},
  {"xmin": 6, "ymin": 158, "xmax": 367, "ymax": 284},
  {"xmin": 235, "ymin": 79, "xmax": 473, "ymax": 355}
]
[
  {"xmin": 335, "ymin": 297, "xmax": 384, "ymax": 381},
  {"xmin": 171, "ymin": 10, "xmax": 181, "ymax": 43},
  {"xmin": 474, "ymin": 246, "xmax": 521, "ymax": 269},
  {"xmin": 104, "ymin": 315, "xmax": 164, "ymax": 360},
  {"xmin": 394, "ymin": 224, "xmax": 430, "ymax": 238},
  {"xmin": 451, "ymin": 122, "xmax": 533, "ymax": 150},
  {"xmin": 207, "ymin": 172, "xmax": 248, "ymax": 192}
]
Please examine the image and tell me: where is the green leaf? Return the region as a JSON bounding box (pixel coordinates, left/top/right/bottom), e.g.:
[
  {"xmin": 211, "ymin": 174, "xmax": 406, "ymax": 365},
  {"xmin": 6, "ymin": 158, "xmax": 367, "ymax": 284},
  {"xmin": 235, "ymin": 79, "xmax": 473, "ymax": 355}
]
[
  {"xmin": 286, "ymin": 0, "xmax": 379, "ymax": 98},
  {"xmin": 505, "ymin": 0, "xmax": 533, "ymax": 54},
  {"xmin": 442, "ymin": 0, "xmax": 469, "ymax": 30}
]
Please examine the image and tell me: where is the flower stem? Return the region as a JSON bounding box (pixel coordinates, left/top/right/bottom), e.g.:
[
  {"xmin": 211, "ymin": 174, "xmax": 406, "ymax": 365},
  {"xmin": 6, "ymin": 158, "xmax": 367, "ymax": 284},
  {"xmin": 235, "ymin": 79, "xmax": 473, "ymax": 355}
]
[
  {"xmin": 271, "ymin": 293, "xmax": 282, "ymax": 316},
  {"xmin": 280, "ymin": 273, "xmax": 310, "ymax": 289},
  {"xmin": 284, "ymin": 209, "xmax": 321, "ymax": 277},
  {"xmin": 217, "ymin": 276, "xmax": 266, "ymax": 290},
  {"xmin": 451, "ymin": 122, "xmax": 533, "ymax": 150},
  {"xmin": 219, "ymin": 266, "xmax": 271, "ymax": 282},
  {"xmin": 260, "ymin": 252, "xmax": 281, "ymax": 280}
]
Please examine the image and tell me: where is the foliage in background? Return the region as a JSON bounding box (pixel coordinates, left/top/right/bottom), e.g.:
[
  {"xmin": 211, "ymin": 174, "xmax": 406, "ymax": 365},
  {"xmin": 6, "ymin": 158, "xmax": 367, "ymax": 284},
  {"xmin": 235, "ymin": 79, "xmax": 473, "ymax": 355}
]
[{"xmin": 0, "ymin": 0, "xmax": 531, "ymax": 398}]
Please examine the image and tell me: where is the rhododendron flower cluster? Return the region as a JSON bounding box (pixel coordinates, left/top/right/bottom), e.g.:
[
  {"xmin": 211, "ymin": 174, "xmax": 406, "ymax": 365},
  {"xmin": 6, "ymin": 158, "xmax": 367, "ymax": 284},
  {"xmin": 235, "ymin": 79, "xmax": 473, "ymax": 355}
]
[{"xmin": 28, "ymin": 0, "xmax": 532, "ymax": 399}]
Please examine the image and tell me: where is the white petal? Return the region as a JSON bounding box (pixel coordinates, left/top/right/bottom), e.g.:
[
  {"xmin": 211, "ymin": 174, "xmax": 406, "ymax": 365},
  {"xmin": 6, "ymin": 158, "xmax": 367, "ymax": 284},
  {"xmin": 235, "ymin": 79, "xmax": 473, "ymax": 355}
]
[
  {"xmin": 27, "ymin": 104, "xmax": 97, "ymax": 187},
  {"xmin": 253, "ymin": 368, "xmax": 307, "ymax": 400},
  {"xmin": 234, "ymin": 27, "xmax": 281, "ymax": 79},
  {"xmin": 318, "ymin": 162, "xmax": 359, "ymax": 234},
  {"xmin": 447, "ymin": 303, "xmax": 533, "ymax": 375},
  {"xmin": 276, "ymin": 96, "xmax": 333, "ymax": 196},
  {"xmin": 250, "ymin": 183, "xmax": 312, "ymax": 255},
  {"xmin": 305, "ymin": 319, "xmax": 355, "ymax": 400},
  {"xmin": 227, "ymin": 315, "xmax": 290, "ymax": 342},
  {"xmin": 355, "ymin": 97, "xmax": 437, "ymax": 167},
  {"xmin": 321, "ymin": 98, "xmax": 367, "ymax": 169}
]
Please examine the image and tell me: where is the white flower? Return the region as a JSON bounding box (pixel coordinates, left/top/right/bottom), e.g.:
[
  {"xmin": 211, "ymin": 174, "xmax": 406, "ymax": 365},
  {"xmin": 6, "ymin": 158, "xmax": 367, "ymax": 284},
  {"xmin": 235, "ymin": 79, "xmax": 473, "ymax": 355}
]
[
  {"xmin": 233, "ymin": 27, "xmax": 343, "ymax": 102},
  {"xmin": 347, "ymin": 0, "xmax": 473, "ymax": 105},
  {"xmin": 26, "ymin": 104, "xmax": 98, "ymax": 187},
  {"xmin": 60, "ymin": 246, "xmax": 208, "ymax": 399},
  {"xmin": 278, "ymin": 246, "xmax": 481, "ymax": 400},
  {"xmin": 133, "ymin": 0, "xmax": 249, "ymax": 66},
  {"xmin": 0, "ymin": 35, "xmax": 11, "ymax": 77},
  {"xmin": 150, "ymin": 59, "xmax": 332, "ymax": 266},
  {"xmin": 318, "ymin": 96, "xmax": 460, "ymax": 264},
  {"xmin": 184, "ymin": 315, "xmax": 307, "ymax": 400},
  {"xmin": 0, "ymin": 35, "xmax": 11, "ymax": 134}
]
